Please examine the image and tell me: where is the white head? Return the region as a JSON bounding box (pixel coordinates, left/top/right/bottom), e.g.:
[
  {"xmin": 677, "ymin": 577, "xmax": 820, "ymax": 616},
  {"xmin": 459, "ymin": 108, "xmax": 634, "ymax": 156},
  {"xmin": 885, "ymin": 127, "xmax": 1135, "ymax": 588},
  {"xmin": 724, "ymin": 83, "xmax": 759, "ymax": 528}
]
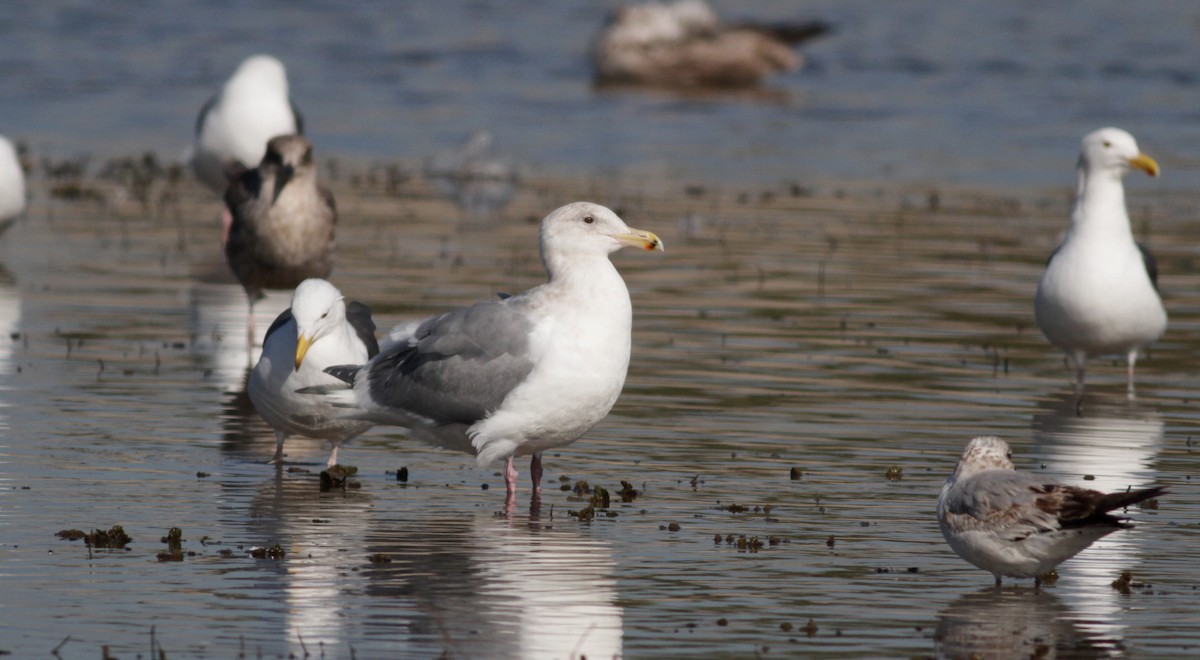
[
  {"xmin": 538, "ymin": 202, "xmax": 663, "ymax": 276},
  {"xmin": 226, "ymin": 54, "xmax": 290, "ymax": 99},
  {"xmin": 291, "ymin": 278, "xmax": 346, "ymax": 369},
  {"xmin": 1078, "ymin": 127, "xmax": 1159, "ymax": 181},
  {"xmin": 952, "ymin": 436, "xmax": 1015, "ymax": 480}
]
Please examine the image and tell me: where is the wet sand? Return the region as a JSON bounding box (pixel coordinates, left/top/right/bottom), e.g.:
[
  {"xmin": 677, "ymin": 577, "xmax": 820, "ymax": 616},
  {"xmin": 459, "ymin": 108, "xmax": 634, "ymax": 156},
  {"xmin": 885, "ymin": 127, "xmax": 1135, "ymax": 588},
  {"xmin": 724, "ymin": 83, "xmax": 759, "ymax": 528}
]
[{"xmin": 0, "ymin": 158, "xmax": 1196, "ymax": 657}]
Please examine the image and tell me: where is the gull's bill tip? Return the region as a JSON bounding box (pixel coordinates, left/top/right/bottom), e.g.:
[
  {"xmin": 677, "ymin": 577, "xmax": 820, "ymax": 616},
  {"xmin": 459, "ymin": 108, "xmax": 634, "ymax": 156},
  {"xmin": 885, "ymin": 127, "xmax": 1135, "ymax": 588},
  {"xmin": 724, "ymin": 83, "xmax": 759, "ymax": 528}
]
[
  {"xmin": 1129, "ymin": 153, "xmax": 1160, "ymax": 177},
  {"xmin": 615, "ymin": 227, "xmax": 664, "ymax": 251}
]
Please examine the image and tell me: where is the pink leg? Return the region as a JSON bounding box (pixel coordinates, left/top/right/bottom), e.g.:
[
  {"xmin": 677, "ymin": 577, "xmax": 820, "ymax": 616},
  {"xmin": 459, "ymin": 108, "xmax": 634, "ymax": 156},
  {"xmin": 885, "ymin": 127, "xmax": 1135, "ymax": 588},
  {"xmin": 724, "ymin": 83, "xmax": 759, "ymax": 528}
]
[
  {"xmin": 530, "ymin": 453, "xmax": 543, "ymax": 498},
  {"xmin": 1072, "ymin": 351, "xmax": 1086, "ymax": 397},
  {"xmin": 504, "ymin": 456, "xmax": 518, "ymax": 496},
  {"xmin": 220, "ymin": 208, "xmax": 233, "ymax": 249},
  {"xmin": 246, "ymin": 295, "xmax": 257, "ymax": 356}
]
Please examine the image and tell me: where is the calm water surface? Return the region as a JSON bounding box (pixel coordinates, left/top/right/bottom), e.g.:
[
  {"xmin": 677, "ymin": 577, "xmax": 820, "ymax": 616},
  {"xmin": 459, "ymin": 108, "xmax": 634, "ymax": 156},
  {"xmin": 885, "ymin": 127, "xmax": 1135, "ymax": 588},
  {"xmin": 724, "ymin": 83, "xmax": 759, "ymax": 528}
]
[
  {"xmin": 2, "ymin": 1, "xmax": 1200, "ymax": 658},
  {"xmin": 0, "ymin": 172, "xmax": 1196, "ymax": 657},
  {"xmin": 3, "ymin": 1, "xmax": 1200, "ymax": 187}
]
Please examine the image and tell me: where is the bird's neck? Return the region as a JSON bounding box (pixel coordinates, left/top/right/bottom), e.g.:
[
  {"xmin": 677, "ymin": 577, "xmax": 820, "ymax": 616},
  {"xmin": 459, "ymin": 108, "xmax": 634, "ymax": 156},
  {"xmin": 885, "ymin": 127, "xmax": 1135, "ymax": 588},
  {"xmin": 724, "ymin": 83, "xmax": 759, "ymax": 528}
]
[
  {"xmin": 543, "ymin": 254, "xmax": 630, "ymax": 304},
  {"xmin": 1070, "ymin": 168, "xmax": 1133, "ymax": 239}
]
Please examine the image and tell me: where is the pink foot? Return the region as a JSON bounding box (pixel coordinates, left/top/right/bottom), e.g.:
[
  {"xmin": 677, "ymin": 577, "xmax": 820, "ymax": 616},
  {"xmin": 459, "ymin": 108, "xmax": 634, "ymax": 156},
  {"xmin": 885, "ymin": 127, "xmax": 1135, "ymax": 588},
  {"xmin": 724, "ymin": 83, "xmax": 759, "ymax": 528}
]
[
  {"xmin": 504, "ymin": 456, "xmax": 518, "ymax": 496},
  {"xmin": 220, "ymin": 208, "xmax": 233, "ymax": 249}
]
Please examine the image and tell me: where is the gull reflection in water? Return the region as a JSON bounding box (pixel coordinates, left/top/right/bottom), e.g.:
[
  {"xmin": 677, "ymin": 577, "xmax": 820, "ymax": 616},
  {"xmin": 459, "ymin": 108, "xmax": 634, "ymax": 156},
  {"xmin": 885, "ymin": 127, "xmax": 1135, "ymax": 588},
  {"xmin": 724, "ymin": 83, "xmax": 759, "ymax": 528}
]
[
  {"xmin": 362, "ymin": 514, "xmax": 623, "ymax": 658},
  {"xmin": 186, "ymin": 279, "xmax": 291, "ymax": 384},
  {"xmin": 935, "ymin": 587, "xmax": 1120, "ymax": 658},
  {"xmin": 1030, "ymin": 393, "xmax": 1164, "ymax": 640},
  {"xmin": 230, "ymin": 467, "xmax": 376, "ymax": 653},
  {"xmin": 0, "ymin": 265, "xmax": 21, "ymax": 437}
]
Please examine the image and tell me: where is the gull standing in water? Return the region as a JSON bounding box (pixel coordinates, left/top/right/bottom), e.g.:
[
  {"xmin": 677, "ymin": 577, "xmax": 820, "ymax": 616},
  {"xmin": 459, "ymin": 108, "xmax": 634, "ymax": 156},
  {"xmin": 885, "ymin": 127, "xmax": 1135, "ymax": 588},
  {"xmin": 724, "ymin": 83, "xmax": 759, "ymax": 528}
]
[
  {"xmin": 938, "ymin": 436, "xmax": 1165, "ymax": 587},
  {"xmin": 225, "ymin": 135, "xmax": 336, "ymax": 348},
  {"xmin": 320, "ymin": 202, "xmax": 663, "ymax": 508},
  {"xmin": 1035, "ymin": 127, "xmax": 1165, "ymax": 397},
  {"xmin": 249, "ymin": 279, "xmax": 378, "ymax": 466}
]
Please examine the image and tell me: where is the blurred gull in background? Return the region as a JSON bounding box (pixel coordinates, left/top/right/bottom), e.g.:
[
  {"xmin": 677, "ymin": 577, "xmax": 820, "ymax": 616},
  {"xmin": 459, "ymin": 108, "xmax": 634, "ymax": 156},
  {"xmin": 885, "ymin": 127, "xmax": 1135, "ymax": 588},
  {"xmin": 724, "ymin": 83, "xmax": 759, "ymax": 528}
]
[
  {"xmin": 0, "ymin": 136, "xmax": 27, "ymax": 235},
  {"xmin": 592, "ymin": 0, "xmax": 829, "ymax": 89}
]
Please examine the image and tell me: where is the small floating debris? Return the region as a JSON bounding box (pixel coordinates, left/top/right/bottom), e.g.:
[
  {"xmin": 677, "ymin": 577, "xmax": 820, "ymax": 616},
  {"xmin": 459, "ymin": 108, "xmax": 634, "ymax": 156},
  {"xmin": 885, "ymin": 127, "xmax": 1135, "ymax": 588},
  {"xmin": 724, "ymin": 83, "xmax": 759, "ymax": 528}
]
[
  {"xmin": 157, "ymin": 527, "xmax": 185, "ymax": 562},
  {"xmin": 195, "ymin": 471, "xmax": 211, "ymax": 478},
  {"xmin": 1038, "ymin": 569, "xmax": 1059, "ymax": 586},
  {"xmin": 618, "ymin": 480, "xmax": 640, "ymax": 502},
  {"xmin": 885, "ymin": 465, "xmax": 903, "ymax": 482},
  {"xmin": 716, "ymin": 618, "xmax": 728, "ymax": 627},
  {"xmin": 1112, "ymin": 570, "xmax": 1133, "ymax": 594},
  {"xmin": 826, "ymin": 535, "xmax": 836, "ymax": 548},
  {"xmin": 1139, "ymin": 497, "xmax": 1159, "ymax": 510},
  {"xmin": 249, "ymin": 544, "xmax": 286, "ymax": 560},
  {"xmin": 780, "ymin": 622, "xmax": 793, "ymax": 632},
  {"xmin": 790, "ymin": 467, "xmax": 802, "ymax": 480},
  {"xmin": 590, "ymin": 486, "xmax": 611, "ymax": 509},
  {"xmin": 367, "ymin": 553, "xmax": 392, "ymax": 564},
  {"xmin": 569, "ymin": 505, "xmax": 596, "ymax": 521},
  {"xmin": 320, "ymin": 465, "xmax": 360, "ymax": 491},
  {"xmin": 572, "ymin": 479, "xmax": 592, "ymax": 495},
  {"xmin": 803, "ymin": 619, "xmax": 819, "ymax": 638},
  {"xmin": 61, "ymin": 525, "xmax": 132, "ymax": 549},
  {"xmin": 396, "ymin": 466, "xmax": 409, "ymax": 483}
]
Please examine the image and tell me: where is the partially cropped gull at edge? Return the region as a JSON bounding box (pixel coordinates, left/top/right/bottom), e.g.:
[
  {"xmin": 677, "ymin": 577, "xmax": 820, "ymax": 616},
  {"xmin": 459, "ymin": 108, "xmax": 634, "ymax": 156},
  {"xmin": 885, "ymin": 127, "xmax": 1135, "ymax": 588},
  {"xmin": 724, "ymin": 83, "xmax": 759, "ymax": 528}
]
[{"xmin": 313, "ymin": 202, "xmax": 663, "ymax": 509}]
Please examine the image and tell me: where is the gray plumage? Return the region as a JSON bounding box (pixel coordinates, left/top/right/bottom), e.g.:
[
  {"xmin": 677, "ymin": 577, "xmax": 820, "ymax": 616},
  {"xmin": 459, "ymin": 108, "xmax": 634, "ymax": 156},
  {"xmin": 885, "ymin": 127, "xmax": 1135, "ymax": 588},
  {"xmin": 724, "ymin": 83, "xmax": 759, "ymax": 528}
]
[
  {"xmin": 938, "ymin": 436, "xmax": 1165, "ymax": 585},
  {"xmin": 361, "ymin": 300, "xmax": 536, "ymax": 426}
]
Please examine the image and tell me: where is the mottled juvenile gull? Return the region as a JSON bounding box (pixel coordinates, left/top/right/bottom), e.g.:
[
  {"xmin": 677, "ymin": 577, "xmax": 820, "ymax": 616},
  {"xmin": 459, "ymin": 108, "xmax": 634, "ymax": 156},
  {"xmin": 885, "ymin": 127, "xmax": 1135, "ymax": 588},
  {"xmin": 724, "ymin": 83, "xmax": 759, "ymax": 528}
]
[
  {"xmin": 189, "ymin": 54, "xmax": 303, "ymax": 193},
  {"xmin": 1035, "ymin": 128, "xmax": 1165, "ymax": 397},
  {"xmin": 0, "ymin": 136, "xmax": 26, "ymax": 235},
  {"xmin": 249, "ymin": 279, "xmax": 378, "ymax": 466},
  {"xmin": 593, "ymin": 0, "xmax": 829, "ymax": 89},
  {"xmin": 321, "ymin": 202, "xmax": 663, "ymax": 505},
  {"xmin": 938, "ymin": 436, "xmax": 1165, "ymax": 587},
  {"xmin": 225, "ymin": 135, "xmax": 336, "ymax": 347}
]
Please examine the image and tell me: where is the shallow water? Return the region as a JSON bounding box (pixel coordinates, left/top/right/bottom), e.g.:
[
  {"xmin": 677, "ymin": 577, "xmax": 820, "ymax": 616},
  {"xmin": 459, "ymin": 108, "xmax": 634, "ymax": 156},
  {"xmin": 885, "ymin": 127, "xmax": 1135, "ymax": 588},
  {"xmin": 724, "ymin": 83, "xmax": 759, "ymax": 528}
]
[
  {"xmin": 0, "ymin": 170, "xmax": 1197, "ymax": 658},
  {"xmin": 4, "ymin": 1, "xmax": 1200, "ymax": 188}
]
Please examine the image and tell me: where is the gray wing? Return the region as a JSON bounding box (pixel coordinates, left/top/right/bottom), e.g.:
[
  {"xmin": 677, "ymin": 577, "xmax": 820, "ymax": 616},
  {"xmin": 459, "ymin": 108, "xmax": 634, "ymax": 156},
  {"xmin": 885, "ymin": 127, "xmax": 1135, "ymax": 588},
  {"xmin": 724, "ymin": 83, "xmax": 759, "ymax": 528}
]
[
  {"xmin": 346, "ymin": 301, "xmax": 379, "ymax": 358},
  {"xmin": 1137, "ymin": 242, "xmax": 1159, "ymax": 291},
  {"xmin": 290, "ymin": 100, "xmax": 305, "ymax": 135},
  {"xmin": 262, "ymin": 307, "xmax": 295, "ymax": 345},
  {"xmin": 364, "ymin": 299, "xmax": 536, "ymax": 425},
  {"xmin": 946, "ymin": 471, "xmax": 1057, "ymax": 527},
  {"xmin": 194, "ymin": 93, "xmax": 218, "ymax": 137}
]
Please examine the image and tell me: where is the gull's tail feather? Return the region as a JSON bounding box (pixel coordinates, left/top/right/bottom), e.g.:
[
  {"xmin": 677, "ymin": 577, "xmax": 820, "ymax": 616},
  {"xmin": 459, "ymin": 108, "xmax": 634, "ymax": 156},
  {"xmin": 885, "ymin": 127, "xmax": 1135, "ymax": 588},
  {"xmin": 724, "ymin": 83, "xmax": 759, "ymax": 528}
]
[{"xmin": 324, "ymin": 364, "xmax": 360, "ymax": 385}]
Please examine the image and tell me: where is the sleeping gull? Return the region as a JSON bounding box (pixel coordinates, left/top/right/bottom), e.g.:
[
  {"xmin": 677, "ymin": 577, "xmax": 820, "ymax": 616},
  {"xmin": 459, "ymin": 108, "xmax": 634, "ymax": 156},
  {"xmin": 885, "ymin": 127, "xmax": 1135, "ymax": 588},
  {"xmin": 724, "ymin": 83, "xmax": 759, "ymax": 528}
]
[
  {"xmin": 189, "ymin": 54, "xmax": 303, "ymax": 193},
  {"xmin": 321, "ymin": 202, "xmax": 663, "ymax": 506},
  {"xmin": 592, "ymin": 0, "xmax": 830, "ymax": 89},
  {"xmin": 225, "ymin": 134, "xmax": 336, "ymax": 348},
  {"xmin": 0, "ymin": 136, "xmax": 26, "ymax": 235},
  {"xmin": 1035, "ymin": 128, "xmax": 1165, "ymax": 397},
  {"xmin": 249, "ymin": 279, "xmax": 378, "ymax": 466},
  {"xmin": 937, "ymin": 436, "xmax": 1165, "ymax": 587}
]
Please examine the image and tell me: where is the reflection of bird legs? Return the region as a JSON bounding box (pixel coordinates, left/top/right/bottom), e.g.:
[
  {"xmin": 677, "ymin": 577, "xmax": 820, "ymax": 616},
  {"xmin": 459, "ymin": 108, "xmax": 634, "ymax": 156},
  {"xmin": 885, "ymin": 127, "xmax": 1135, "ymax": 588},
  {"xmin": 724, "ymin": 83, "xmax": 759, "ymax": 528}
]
[{"xmin": 1125, "ymin": 349, "xmax": 1139, "ymax": 400}]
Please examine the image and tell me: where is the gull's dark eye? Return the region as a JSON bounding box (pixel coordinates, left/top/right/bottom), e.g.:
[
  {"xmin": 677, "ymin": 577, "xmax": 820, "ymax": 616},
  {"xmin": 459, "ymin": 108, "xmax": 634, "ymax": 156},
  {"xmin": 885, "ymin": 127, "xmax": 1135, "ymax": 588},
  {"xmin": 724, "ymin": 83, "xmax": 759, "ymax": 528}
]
[
  {"xmin": 1103, "ymin": 140, "xmax": 1112, "ymax": 148},
  {"xmin": 320, "ymin": 312, "xmax": 328, "ymax": 319},
  {"xmin": 583, "ymin": 215, "xmax": 595, "ymax": 224},
  {"xmin": 1006, "ymin": 452, "xmax": 1012, "ymax": 459}
]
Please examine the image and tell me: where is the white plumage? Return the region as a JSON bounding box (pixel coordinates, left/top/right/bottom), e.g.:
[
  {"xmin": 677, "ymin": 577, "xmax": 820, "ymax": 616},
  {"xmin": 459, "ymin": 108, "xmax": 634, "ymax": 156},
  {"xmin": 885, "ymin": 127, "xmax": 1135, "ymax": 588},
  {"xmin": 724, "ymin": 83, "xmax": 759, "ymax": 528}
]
[
  {"xmin": 1035, "ymin": 127, "xmax": 1166, "ymax": 396},
  {"xmin": 189, "ymin": 54, "xmax": 303, "ymax": 192},
  {"xmin": 0, "ymin": 135, "xmax": 26, "ymax": 234},
  {"xmin": 322, "ymin": 202, "xmax": 663, "ymax": 504},
  {"xmin": 249, "ymin": 279, "xmax": 377, "ymax": 466}
]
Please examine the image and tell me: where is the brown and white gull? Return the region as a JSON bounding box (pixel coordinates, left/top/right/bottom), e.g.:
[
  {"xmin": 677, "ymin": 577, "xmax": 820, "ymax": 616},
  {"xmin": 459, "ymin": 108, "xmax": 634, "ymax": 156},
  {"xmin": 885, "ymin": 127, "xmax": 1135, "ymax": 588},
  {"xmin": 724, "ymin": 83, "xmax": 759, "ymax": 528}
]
[
  {"xmin": 224, "ymin": 134, "xmax": 336, "ymax": 347},
  {"xmin": 938, "ymin": 436, "xmax": 1165, "ymax": 587}
]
